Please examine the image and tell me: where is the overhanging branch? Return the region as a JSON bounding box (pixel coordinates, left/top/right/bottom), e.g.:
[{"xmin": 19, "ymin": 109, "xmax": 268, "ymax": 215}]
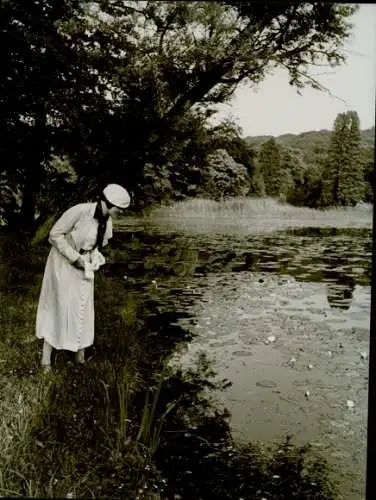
[{"xmin": 280, "ymin": 62, "xmax": 348, "ymax": 104}]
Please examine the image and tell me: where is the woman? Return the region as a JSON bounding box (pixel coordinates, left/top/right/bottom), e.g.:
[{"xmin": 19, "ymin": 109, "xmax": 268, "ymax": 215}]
[{"xmin": 36, "ymin": 183, "xmax": 130, "ymax": 372}]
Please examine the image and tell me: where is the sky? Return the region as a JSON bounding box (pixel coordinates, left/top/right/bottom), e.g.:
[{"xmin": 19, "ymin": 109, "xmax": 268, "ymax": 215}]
[{"xmin": 210, "ymin": 4, "xmax": 376, "ymax": 138}]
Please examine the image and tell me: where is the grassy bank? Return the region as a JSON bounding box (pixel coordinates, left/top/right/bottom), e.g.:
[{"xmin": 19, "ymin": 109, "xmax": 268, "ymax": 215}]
[
  {"xmin": 147, "ymin": 197, "xmax": 373, "ymax": 233},
  {"xmin": 0, "ymin": 230, "xmax": 341, "ymax": 499}
]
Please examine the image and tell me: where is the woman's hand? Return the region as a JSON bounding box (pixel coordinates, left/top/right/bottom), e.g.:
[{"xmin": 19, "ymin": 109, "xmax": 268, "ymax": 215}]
[{"xmin": 72, "ymin": 256, "xmax": 86, "ymax": 270}]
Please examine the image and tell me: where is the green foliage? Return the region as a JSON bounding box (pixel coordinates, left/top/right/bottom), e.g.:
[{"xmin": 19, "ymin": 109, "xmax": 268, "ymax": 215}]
[
  {"xmin": 0, "ymin": 1, "xmax": 359, "ymax": 227},
  {"xmin": 136, "ymin": 114, "xmax": 262, "ymax": 204},
  {"xmin": 211, "ymin": 121, "xmax": 257, "ymax": 172},
  {"xmin": 248, "ymin": 125, "xmax": 374, "ymax": 208},
  {"xmin": 363, "ymin": 157, "xmax": 374, "ymax": 204},
  {"xmin": 360, "ymin": 144, "xmax": 374, "ymax": 203},
  {"xmin": 321, "ymin": 111, "xmax": 365, "ymax": 207},
  {"xmin": 30, "ymin": 215, "xmax": 57, "ymax": 248},
  {"xmin": 142, "ymin": 163, "xmax": 174, "ymax": 207},
  {"xmin": 258, "ymin": 138, "xmax": 285, "ymax": 197},
  {"xmin": 202, "ymin": 120, "xmax": 264, "ymax": 198},
  {"xmin": 38, "ymin": 155, "xmax": 78, "ymax": 211},
  {"xmin": 198, "ymin": 149, "xmax": 251, "ymax": 200},
  {"xmin": 0, "ymin": 0, "xmax": 107, "ymax": 226},
  {"xmin": 248, "ymin": 161, "xmax": 266, "ymax": 197},
  {"xmin": 288, "ymin": 165, "xmax": 324, "ymax": 208}
]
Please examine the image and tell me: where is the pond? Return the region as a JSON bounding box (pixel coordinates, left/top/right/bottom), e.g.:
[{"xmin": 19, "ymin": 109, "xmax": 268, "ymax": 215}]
[{"xmin": 110, "ymin": 221, "xmax": 371, "ymax": 500}]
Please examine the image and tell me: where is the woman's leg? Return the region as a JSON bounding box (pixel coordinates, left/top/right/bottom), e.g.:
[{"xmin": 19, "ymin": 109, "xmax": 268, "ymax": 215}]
[
  {"xmin": 42, "ymin": 340, "xmax": 53, "ymax": 372},
  {"xmin": 75, "ymin": 348, "xmax": 85, "ymax": 364}
]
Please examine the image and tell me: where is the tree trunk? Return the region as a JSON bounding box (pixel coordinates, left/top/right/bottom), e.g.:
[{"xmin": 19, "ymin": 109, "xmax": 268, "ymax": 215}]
[{"xmin": 19, "ymin": 105, "xmax": 48, "ymax": 231}]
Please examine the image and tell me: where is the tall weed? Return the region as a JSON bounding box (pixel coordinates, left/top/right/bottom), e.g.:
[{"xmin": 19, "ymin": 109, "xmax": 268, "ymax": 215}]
[{"xmin": 148, "ymin": 196, "xmax": 372, "ymax": 233}]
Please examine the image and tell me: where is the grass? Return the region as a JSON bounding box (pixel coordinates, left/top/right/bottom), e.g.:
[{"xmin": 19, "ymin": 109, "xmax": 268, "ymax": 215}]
[
  {"xmin": 0, "ymin": 229, "xmax": 343, "ymax": 499},
  {"xmin": 147, "ymin": 196, "xmax": 373, "ymax": 233},
  {"xmin": 0, "ymin": 235, "xmax": 166, "ymax": 498},
  {"xmin": 0, "ymin": 376, "xmax": 51, "ymax": 497}
]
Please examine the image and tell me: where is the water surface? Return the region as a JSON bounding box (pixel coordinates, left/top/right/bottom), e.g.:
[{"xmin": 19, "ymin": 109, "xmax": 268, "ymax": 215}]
[{"xmin": 113, "ymin": 222, "xmax": 371, "ymax": 500}]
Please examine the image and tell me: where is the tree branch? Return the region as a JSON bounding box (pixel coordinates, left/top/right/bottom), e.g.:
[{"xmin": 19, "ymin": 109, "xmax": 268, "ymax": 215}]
[
  {"xmin": 279, "ymin": 62, "xmax": 348, "ymax": 104},
  {"xmin": 158, "ymin": 8, "xmax": 179, "ymax": 54},
  {"xmin": 120, "ymin": 5, "xmax": 146, "ymax": 17},
  {"xmin": 219, "ymin": 76, "xmax": 243, "ymax": 84}
]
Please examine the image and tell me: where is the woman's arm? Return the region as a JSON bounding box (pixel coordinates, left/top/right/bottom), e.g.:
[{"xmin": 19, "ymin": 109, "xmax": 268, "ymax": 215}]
[{"xmin": 48, "ymin": 204, "xmax": 84, "ymax": 264}]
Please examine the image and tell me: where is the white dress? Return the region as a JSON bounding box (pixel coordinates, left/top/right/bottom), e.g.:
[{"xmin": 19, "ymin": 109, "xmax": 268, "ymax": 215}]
[{"xmin": 36, "ymin": 203, "xmax": 113, "ymax": 351}]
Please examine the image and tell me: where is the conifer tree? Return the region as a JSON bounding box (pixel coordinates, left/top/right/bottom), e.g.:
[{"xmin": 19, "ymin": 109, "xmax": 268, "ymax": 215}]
[
  {"xmin": 322, "ymin": 111, "xmax": 364, "ymax": 206},
  {"xmin": 258, "ymin": 138, "xmax": 282, "ymax": 197}
]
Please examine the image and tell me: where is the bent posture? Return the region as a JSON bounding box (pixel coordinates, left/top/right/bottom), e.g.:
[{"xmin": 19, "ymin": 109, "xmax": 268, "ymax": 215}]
[{"xmin": 36, "ymin": 184, "xmax": 130, "ymax": 372}]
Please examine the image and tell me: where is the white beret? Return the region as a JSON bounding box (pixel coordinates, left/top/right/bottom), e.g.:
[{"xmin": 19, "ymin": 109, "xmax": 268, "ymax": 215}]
[{"xmin": 103, "ymin": 184, "xmax": 130, "ymax": 209}]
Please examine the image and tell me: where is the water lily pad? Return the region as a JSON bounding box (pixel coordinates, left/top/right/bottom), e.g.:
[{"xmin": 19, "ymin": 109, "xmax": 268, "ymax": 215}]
[
  {"xmin": 232, "ymin": 350, "xmax": 253, "ymax": 357},
  {"xmin": 256, "ymin": 380, "xmax": 278, "ymax": 388}
]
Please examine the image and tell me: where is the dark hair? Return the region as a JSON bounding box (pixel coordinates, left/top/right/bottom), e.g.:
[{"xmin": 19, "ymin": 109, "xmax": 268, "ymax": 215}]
[
  {"xmin": 94, "ymin": 199, "xmax": 109, "ymax": 251},
  {"xmin": 101, "ymin": 193, "xmax": 113, "ymax": 208}
]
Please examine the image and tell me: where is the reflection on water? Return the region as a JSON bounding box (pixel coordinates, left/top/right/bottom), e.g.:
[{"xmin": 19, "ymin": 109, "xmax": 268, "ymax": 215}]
[
  {"xmin": 114, "ymin": 225, "xmax": 371, "ymax": 282},
  {"xmin": 110, "ymin": 225, "xmax": 371, "ymax": 316},
  {"xmin": 326, "ymin": 274, "xmax": 356, "ymax": 310}
]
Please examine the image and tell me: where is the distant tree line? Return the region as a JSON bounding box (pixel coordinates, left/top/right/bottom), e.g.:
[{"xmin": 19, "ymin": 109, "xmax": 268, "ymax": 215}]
[
  {"xmin": 253, "ymin": 111, "xmax": 374, "ymax": 208},
  {"xmin": 140, "ymin": 109, "xmax": 374, "ymax": 209}
]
